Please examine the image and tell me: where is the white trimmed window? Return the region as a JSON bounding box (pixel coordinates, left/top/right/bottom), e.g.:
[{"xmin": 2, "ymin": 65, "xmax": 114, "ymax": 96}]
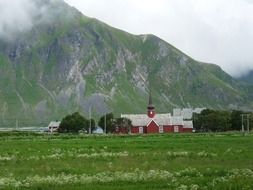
[
  {"xmin": 139, "ymin": 127, "xmax": 143, "ymax": 134},
  {"xmin": 159, "ymin": 126, "xmax": 163, "ymax": 133}
]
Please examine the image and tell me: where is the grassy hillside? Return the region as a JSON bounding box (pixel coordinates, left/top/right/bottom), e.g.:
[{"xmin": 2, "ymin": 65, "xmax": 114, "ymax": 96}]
[{"xmin": 0, "ymin": 0, "xmax": 252, "ymax": 127}]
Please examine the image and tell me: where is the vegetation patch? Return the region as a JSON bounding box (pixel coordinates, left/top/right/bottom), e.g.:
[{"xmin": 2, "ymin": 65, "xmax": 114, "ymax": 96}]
[{"xmin": 0, "ymin": 133, "xmax": 253, "ymax": 189}]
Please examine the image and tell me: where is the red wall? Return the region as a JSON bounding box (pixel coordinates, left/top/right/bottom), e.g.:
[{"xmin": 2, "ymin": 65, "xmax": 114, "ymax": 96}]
[
  {"xmin": 131, "ymin": 127, "xmax": 139, "ymax": 134},
  {"xmin": 130, "ymin": 125, "xmax": 192, "ymax": 134},
  {"xmin": 175, "ymin": 125, "xmax": 183, "ymax": 133},
  {"xmin": 182, "ymin": 128, "xmax": 193, "ymax": 133},
  {"xmin": 115, "ymin": 127, "xmax": 129, "ymax": 134},
  {"xmin": 163, "ymin": 125, "xmax": 173, "ymax": 133},
  {"xmin": 163, "ymin": 125, "xmax": 185, "ymax": 133},
  {"xmin": 146, "ymin": 120, "xmax": 159, "ymax": 134}
]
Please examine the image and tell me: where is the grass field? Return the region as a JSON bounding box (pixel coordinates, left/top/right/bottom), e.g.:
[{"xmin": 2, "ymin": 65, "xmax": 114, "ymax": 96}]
[{"xmin": 0, "ymin": 132, "xmax": 253, "ymax": 190}]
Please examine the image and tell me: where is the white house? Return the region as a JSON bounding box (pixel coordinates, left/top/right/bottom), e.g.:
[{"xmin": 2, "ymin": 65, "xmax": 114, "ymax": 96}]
[{"xmin": 48, "ymin": 121, "xmax": 61, "ymax": 132}]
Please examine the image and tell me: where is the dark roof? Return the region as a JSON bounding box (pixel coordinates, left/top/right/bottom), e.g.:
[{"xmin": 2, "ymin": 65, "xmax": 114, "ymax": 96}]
[{"xmin": 148, "ymin": 91, "xmax": 154, "ymax": 108}]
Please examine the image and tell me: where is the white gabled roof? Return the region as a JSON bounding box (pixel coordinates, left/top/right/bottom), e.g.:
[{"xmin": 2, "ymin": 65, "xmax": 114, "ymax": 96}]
[
  {"xmin": 173, "ymin": 108, "xmax": 206, "ymax": 120},
  {"xmin": 173, "ymin": 109, "xmax": 181, "ymax": 116},
  {"xmin": 171, "ymin": 116, "xmax": 184, "ymax": 125},
  {"xmin": 147, "ymin": 119, "xmax": 160, "ymax": 127},
  {"xmin": 183, "ymin": 120, "xmax": 193, "ymax": 128},
  {"xmin": 154, "ymin": 113, "xmax": 172, "ymax": 125},
  {"xmin": 193, "ymin": 108, "xmax": 206, "ymax": 114},
  {"xmin": 121, "ymin": 114, "xmax": 150, "ymax": 126},
  {"xmin": 48, "ymin": 121, "xmax": 61, "ymax": 128},
  {"xmin": 121, "ymin": 113, "xmax": 184, "ymax": 127},
  {"xmin": 182, "ymin": 109, "xmax": 193, "ymax": 120}
]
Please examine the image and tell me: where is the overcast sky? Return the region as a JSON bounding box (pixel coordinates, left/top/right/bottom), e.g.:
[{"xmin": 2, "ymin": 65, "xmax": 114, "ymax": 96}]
[{"xmin": 64, "ymin": 0, "xmax": 253, "ymax": 77}]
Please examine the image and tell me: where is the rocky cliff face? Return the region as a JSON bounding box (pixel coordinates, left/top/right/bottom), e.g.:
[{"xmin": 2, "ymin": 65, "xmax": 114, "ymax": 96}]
[{"xmin": 0, "ymin": 0, "xmax": 252, "ymax": 127}]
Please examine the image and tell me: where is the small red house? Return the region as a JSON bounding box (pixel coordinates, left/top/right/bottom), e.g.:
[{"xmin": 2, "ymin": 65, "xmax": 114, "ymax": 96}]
[{"xmin": 121, "ymin": 93, "xmax": 193, "ymax": 134}]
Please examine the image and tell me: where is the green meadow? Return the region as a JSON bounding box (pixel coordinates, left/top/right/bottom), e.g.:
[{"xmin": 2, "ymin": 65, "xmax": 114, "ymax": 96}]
[{"xmin": 0, "ymin": 132, "xmax": 253, "ymax": 190}]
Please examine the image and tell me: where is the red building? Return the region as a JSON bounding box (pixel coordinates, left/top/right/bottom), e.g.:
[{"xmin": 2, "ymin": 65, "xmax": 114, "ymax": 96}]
[{"xmin": 121, "ymin": 93, "xmax": 193, "ymax": 134}]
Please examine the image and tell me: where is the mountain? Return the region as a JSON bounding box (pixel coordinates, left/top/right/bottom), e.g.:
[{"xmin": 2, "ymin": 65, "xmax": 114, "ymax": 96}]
[
  {"xmin": 239, "ymin": 70, "xmax": 253, "ymax": 84},
  {"xmin": 0, "ymin": 0, "xmax": 252, "ymax": 127}
]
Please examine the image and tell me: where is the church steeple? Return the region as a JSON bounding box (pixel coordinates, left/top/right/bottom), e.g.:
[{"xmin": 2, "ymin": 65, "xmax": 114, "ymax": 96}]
[
  {"xmin": 147, "ymin": 90, "xmax": 155, "ymax": 118},
  {"xmin": 148, "ymin": 91, "xmax": 153, "ymax": 106}
]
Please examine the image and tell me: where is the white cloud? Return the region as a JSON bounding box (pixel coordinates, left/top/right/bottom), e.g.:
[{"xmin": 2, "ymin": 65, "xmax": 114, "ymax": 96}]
[
  {"xmin": 0, "ymin": 0, "xmax": 34, "ymax": 39},
  {"xmin": 0, "ymin": 0, "xmax": 53, "ymax": 41},
  {"xmin": 64, "ymin": 0, "xmax": 253, "ymax": 77}
]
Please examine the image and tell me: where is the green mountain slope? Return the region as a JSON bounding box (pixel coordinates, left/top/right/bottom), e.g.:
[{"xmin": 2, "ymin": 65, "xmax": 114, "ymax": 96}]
[
  {"xmin": 0, "ymin": 0, "xmax": 252, "ymax": 127},
  {"xmin": 239, "ymin": 70, "xmax": 253, "ymax": 83}
]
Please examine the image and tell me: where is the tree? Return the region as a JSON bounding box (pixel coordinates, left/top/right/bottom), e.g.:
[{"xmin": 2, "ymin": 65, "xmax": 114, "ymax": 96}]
[
  {"xmin": 231, "ymin": 110, "xmax": 244, "ymax": 131},
  {"xmin": 193, "ymin": 109, "xmax": 214, "ymax": 132},
  {"xmin": 112, "ymin": 117, "xmax": 132, "ymax": 134},
  {"xmin": 88, "ymin": 118, "xmax": 96, "ymax": 133},
  {"xmin": 193, "ymin": 112, "xmax": 202, "ymax": 131},
  {"xmin": 59, "ymin": 112, "xmax": 88, "ymax": 133},
  {"xmin": 212, "ymin": 111, "xmax": 231, "ymax": 131},
  {"xmin": 250, "ymin": 113, "xmax": 253, "ymax": 131},
  {"xmin": 98, "ymin": 113, "xmax": 114, "ymax": 133},
  {"xmin": 193, "ymin": 109, "xmax": 231, "ymax": 132}
]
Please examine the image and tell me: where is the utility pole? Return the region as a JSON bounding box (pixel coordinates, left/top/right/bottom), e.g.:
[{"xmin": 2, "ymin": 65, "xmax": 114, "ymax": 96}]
[
  {"xmin": 241, "ymin": 113, "xmax": 251, "ymax": 134},
  {"xmin": 16, "ymin": 119, "xmax": 19, "ymax": 131},
  {"xmin": 241, "ymin": 114, "xmax": 244, "ymax": 133},
  {"xmin": 247, "ymin": 114, "xmax": 250, "ymax": 133},
  {"xmin": 89, "ymin": 107, "xmax": 91, "ymax": 134},
  {"xmin": 104, "ymin": 114, "xmax": 107, "ymax": 134}
]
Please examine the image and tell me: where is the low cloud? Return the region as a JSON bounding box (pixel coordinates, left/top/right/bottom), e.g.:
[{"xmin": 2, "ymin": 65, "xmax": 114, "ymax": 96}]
[{"xmin": 0, "ymin": 0, "xmax": 51, "ymax": 41}]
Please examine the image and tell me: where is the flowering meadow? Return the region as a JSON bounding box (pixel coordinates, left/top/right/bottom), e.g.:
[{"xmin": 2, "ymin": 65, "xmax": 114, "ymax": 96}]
[{"xmin": 0, "ymin": 133, "xmax": 253, "ymax": 189}]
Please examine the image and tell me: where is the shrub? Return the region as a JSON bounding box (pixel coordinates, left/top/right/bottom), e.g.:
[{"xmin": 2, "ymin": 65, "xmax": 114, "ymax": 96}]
[{"xmin": 59, "ymin": 112, "xmax": 89, "ymax": 133}]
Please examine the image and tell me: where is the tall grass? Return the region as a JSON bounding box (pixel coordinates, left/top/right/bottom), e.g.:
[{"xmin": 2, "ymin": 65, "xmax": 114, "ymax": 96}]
[{"xmin": 0, "ymin": 133, "xmax": 253, "ymax": 189}]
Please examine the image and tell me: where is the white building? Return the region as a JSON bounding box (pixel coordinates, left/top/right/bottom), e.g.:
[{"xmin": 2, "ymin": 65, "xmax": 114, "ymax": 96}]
[{"xmin": 48, "ymin": 121, "xmax": 61, "ymax": 132}]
